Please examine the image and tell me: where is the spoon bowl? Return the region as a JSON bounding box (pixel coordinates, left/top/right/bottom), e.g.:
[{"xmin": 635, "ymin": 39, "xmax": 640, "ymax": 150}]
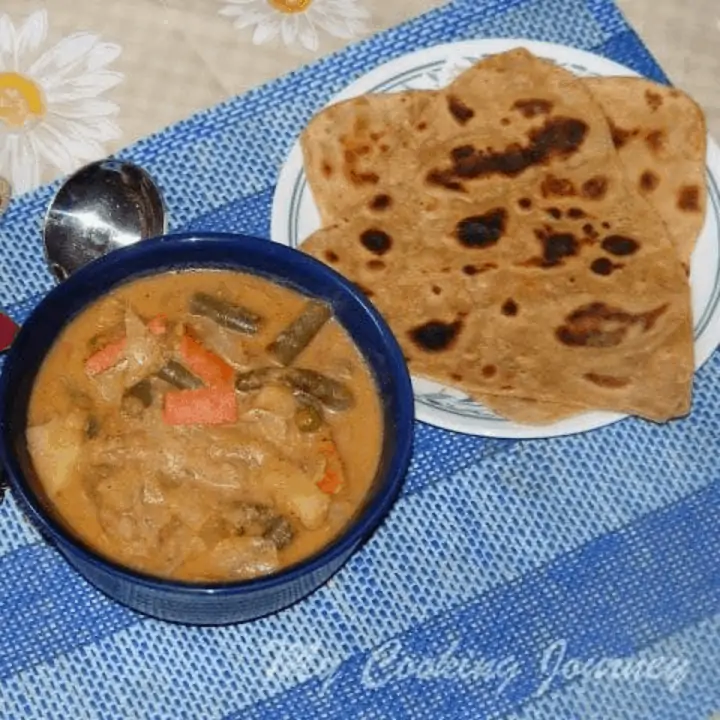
[
  {"xmin": 43, "ymin": 159, "xmax": 166, "ymax": 282},
  {"xmin": 0, "ymin": 159, "xmax": 166, "ymax": 353}
]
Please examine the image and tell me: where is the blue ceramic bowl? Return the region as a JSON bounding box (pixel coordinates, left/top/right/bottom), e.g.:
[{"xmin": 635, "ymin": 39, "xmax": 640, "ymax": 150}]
[{"xmin": 0, "ymin": 232, "xmax": 414, "ymax": 625}]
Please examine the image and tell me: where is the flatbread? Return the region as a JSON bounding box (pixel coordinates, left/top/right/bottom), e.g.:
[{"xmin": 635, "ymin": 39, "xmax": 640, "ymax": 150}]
[
  {"xmin": 467, "ymin": 78, "xmax": 707, "ymax": 423},
  {"xmin": 301, "ymin": 91, "xmax": 437, "ymax": 226},
  {"xmin": 584, "ymin": 77, "xmax": 707, "ymax": 270},
  {"xmin": 300, "ymin": 49, "xmax": 695, "ymax": 423}
]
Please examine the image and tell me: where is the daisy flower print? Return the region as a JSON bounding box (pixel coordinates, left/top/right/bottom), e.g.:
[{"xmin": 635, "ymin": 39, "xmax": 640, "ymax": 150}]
[
  {"xmin": 219, "ymin": 0, "xmax": 371, "ymax": 52},
  {"xmin": 0, "ymin": 10, "xmax": 123, "ymax": 194}
]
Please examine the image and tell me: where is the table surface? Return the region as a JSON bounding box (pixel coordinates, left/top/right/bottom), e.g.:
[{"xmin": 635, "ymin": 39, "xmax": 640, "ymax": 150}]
[
  {"xmin": 618, "ymin": 0, "xmax": 719, "ymax": 135},
  {"xmin": 0, "ymin": 3, "xmax": 719, "ymax": 720}
]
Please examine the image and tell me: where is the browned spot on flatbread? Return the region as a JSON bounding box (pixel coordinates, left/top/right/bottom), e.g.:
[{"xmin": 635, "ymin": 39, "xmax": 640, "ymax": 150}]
[
  {"xmin": 366, "ymin": 260, "xmax": 385, "ymax": 271},
  {"xmin": 417, "ymin": 121, "xmax": 427, "ymax": 131},
  {"xmin": 645, "ymin": 90, "xmax": 663, "ymax": 111},
  {"xmin": 518, "ymin": 197, "xmax": 532, "ymax": 209},
  {"xmin": 610, "ymin": 123, "xmax": 639, "ymax": 149},
  {"xmin": 581, "ymin": 176, "xmax": 608, "ymax": 200},
  {"xmin": 321, "ymin": 162, "xmax": 333, "ymax": 178},
  {"xmin": 582, "ymin": 223, "xmax": 599, "ymax": 239},
  {"xmin": 451, "ymin": 145, "xmax": 474, "ymax": 161},
  {"xmin": 567, "ymin": 208, "xmax": 586, "ymax": 219},
  {"xmin": 447, "ymin": 95, "xmax": 475, "ymax": 124},
  {"xmin": 602, "ymin": 235, "xmax": 639, "ymax": 256},
  {"xmin": 541, "ymin": 175, "xmax": 576, "ymax": 197},
  {"xmin": 531, "ymin": 230, "xmax": 580, "ymax": 267},
  {"xmin": 431, "ymin": 285, "xmax": 442, "ymax": 295},
  {"xmin": 349, "ymin": 170, "xmax": 379, "ymax": 185},
  {"xmin": 360, "ymin": 229, "xmax": 392, "ymax": 255},
  {"xmin": 584, "ymin": 372, "xmax": 630, "ymax": 388},
  {"xmin": 450, "ymin": 372, "xmax": 463, "ymax": 381},
  {"xmin": 355, "ymin": 283, "xmax": 374, "ymax": 298},
  {"xmin": 426, "ymin": 170, "xmax": 465, "ymax": 192},
  {"xmin": 409, "ymin": 320, "xmax": 463, "ymax": 352},
  {"xmin": 370, "ymin": 193, "xmax": 392, "ymax": 211},
  {"xmin": 544, "ymin": 233, "xmax": 579, "ymax": 266},
  {"xmin": 639, "ymin": 170, "xmax": 660, "ymax": 193},
  {"xmin": 455, "ymin": 208, "xmax": 507, "ymax": 248},
  {"xmin": 590, "ymin": 257, "xmax": 621, "ymax": 276},
  {"xmin": 677, "ymin": 185, "xmax": 701, "ymax": 212},
  {"xmin": 370, "ymin": 131, "xmax": 384, "ymax": 141},
  {"xmin": 428, "ymin": 117, "xmax": 588, "ymax": 187},
  {"xmin": 325, "ymin": 250, "xmax": 339, "ymax": 263},
  {"xmin": 501, "ymin": 299, "xmax": 519, "ymax": 316},
  {"xmin": 556, "ymin": 302, "xmax": 668, "ymax": 348},
  {"xmin": 512, "ymin": 98, "xmax": 553, "ymax": 118},
  {"xmin": 546, "ymin": 207, "xmax": 562, "ymax": 219},
  {"xmin": 461, "ymin": 262, "xmax": 497, "ymax": 277},
  {"xmin": 482, "ymin": 364, "xmax": 497, "ymax": 378},
  {"xmin": 645, "ymin": 130, "xmax": 665, "ymax": 154}
]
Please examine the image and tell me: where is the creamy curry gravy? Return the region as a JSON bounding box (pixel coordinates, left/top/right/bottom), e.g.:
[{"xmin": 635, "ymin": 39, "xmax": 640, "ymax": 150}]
[{"xmin": 26, "ymin": 270, "xmax": 383, "ymax": 582}]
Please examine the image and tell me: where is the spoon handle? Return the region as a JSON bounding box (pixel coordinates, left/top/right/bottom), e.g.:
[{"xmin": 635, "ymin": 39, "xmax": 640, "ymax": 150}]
[{"xmin": 0, "ymin": 311, "xmax": 19, "ymax": 354}]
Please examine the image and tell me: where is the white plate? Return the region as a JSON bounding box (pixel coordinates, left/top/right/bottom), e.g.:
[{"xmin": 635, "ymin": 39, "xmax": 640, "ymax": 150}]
[{"xmin": 271, "ymin": 39, "xmax": 720, "ymax": 439}]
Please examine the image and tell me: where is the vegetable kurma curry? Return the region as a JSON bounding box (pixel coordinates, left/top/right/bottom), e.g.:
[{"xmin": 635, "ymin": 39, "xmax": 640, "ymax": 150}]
[{"xmin": 26, "ymin": 270, "xmax": 383, "ymax": 582}]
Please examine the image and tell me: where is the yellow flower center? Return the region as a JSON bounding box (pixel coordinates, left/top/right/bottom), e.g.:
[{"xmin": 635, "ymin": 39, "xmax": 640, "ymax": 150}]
[
  {"xmin": 268, "ymin": 0, "xmax": 312, "ymax": 13},
  {"xmin": 0, "ymin": 72, "xmax": 45, "ymax": 129}
]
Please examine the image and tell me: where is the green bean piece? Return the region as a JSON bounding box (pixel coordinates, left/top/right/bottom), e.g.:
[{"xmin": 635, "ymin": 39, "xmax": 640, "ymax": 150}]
[
  {"xmin": 157, "ymin": 361, "xmax": 203, "ymax": 390},
  {"xmin": 189, "ymin": 292, "xmax": 262, "ymax": 335},
  {"xmin": 286, "ymin": 369, "xmax": 355, "ymax": 411},
  {"xmin": 294, "ymin": 404, "xmax": 323, "ymax": 432},
  {"xmin": 267, "ymin": 300, "xmax": 332, "ymax": 366},
  {"xmin": 235, "ymin": 366, "xmax": 353, "ymax": 411},
  {"xmin": 125, "ymin": 379, "xmax": 153, "ymax": 408}
]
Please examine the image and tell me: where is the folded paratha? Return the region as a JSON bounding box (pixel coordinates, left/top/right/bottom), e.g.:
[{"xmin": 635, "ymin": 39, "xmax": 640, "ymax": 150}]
[
  {"xmin": 474, "ymin": 76, "xmax": 707, "ymax": 423},
  {"xmin": 584, "ymin": 76, "xmax": 707, "ymax": 270},
  {"xmin": 300, "ymin": 48, "xmax": 695, "ymax": 423}
]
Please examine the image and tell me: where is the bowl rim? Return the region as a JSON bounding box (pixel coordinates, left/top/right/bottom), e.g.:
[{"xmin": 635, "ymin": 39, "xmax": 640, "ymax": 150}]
[{"xmin": 0, "ymin": 231, "xmax": 415, "ymax": 597}]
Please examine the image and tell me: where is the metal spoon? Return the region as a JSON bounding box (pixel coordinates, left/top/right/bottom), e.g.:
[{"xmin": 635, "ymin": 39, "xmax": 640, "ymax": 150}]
[
  {"xmin": 0, "ymin": 159, "xmax": 166, "ymax": 352},
  {"xmin": 43, "ymin": 158, "xmax": 166, "ymax": 282}
]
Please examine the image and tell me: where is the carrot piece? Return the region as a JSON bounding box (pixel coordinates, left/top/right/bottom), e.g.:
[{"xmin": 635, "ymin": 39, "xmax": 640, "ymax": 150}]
[
  {"xmin": 316, "ymin": 438, "xmax": 345, "ymax": 495},
  {"xmin": 85, "ymin": 315, "xmax": 164, "ymax": 377},
  {"xmin": 162, "ymin": 387, "xmax": 238, "ymax": 425},
  {"xmin": 179, "ymin": 333, "xmax": 234, "ymax": 387},
  {"xmin": 84, "ymin": 337, "xmax": 127, "ymax": 376},
  {"xmin": 317, "ymin": 469, "xmax": 343, "ymax": 495},
  {"xmin": 147, "ymin": 314, "xmax": 168, "ymax": 335}
]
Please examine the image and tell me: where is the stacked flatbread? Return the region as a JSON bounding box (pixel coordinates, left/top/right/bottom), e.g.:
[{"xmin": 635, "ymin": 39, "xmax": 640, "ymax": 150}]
[{"xmin": 299, "ymin": 49, "xmax": 708, "ymax": 424}]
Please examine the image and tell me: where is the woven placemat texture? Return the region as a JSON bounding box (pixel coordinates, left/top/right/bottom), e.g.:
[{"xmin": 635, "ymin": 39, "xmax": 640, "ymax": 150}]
[{"xmin": 0, "ymin": 1, "xmax": 717, "ymax": 718}]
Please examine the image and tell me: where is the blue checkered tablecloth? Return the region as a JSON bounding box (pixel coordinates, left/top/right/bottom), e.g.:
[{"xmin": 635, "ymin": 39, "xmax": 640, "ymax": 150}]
[{"xmin": 0, "ymin": 1, "xmax": 718, "ymax": 718}]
